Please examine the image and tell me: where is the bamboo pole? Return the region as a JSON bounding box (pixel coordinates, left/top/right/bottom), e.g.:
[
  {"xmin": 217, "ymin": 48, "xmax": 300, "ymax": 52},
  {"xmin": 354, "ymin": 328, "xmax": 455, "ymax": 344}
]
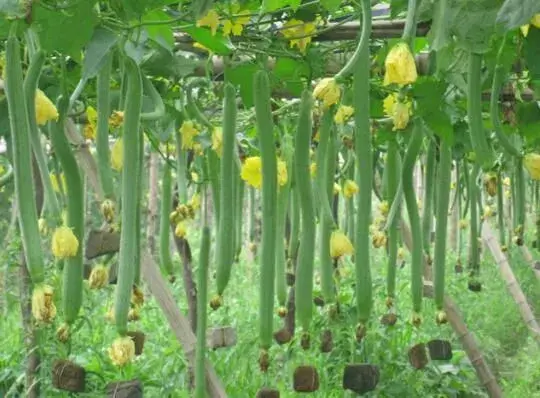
[
  {"xmin": 65, "ymin": 119, "xmax": 228, "ymax": 398},
  {"xmin": 399, "ymin": 221, "xmax": 503, "ymax": 397},
  {"xmin": 518, "ymin": 245, "xmax": 540, "ymax": 281},
  {"xmin": 482, "ymin": 223, "xmax": 540, "ymax": 345}
]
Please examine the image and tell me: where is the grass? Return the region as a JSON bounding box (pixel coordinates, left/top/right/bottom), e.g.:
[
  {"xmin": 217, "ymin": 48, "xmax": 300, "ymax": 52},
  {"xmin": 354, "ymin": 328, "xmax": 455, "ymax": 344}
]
[{"xmin": 1, "ymin": 220, "xmax": 539, "ymax": 397}]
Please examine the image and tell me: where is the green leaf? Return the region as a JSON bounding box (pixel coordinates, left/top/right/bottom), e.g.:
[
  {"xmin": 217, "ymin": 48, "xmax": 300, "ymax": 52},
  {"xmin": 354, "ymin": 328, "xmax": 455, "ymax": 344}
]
[
  {"xmin": 516, "ymin": 102, "xmax": 540, "ymax": 143},
  {"xmin": 0, "ymin": 0, "xmax": 25, "ymax": 18},
  {"xmin": 142, "ymin": 10, "xmax": 175, "ymax": 51},
  {"xmin": 81, "ymin": 26, "xmax": 118, "ymax": 80},
  {"xmin": 32, "ymin": 1, "xmax": 98, "ymax": 61},
  {"xmin": 272, "ymin": 58, "xmax": 309, "ymax": 98},
  {"xmin": 422, "ymin": 109, "xmax": 454, "ymax": 144},
  {"xmin": 182, "ymin": 26, "xmax": 235, "ymax": 56},
  {"xmin": 411, "ymin": 77, "xmax": 448, "ymax": 116},
  {"xmin": 449, "ymin": 0, "xmax": 504, "ymax": 54},
  {"xmin": 142, "ymin": 47, "xmax": 196, "ymax": 78},
  {"xmin": 225, "ymin": 63, "xmax": 260, "ymax": 107},
  {"xmin": 320, "ymin": 0, "xmax": 342, "ymax": 12},
  {"xmin": 524, "ymin": 26, "xmax": 540, "ymax": 81},
  {"xmin": 496, "ymin": 0, "xmax": 540, "ymax": 30},
  {"xmin": 262, "ymin": 0, "xmax": 301, "ymax": 12}
]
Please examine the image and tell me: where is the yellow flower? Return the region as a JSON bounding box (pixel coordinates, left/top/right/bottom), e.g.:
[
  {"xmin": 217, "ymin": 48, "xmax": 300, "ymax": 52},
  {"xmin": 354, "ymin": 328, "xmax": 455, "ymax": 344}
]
[
  {"xmin": 330, "ymin": 230, "xmax": 354, "ymax": 258},
  {"xmin": 281, "ymin": 19, "xmax": 317, "ymax": 54},
  {"xmin": 189, "ymin": 193, "xmax": 201, "ymax": 210},
  {"xmin": 532, "ymin": 14, "xmax": 540, "ymax": 28},
  {"xmin": 191, "ymin": 172, "xmax": 199, "ymax": 182},
  {"xmin": 31, "ymin": 284, "xmax": 56, "ymax": 323},
  {"xmin": 197, "ymin": 9, "xmax": 220, "ymax": 35},
  {"xmin": 35, "ymin": 89, "xmax": 59, "ymax": 125},
  {"xmin": 212, "ymin": 127, "xmax": 223, "ymax": 157},
  {"xmin": 241, "ymin": 156, "xmax": 262, "ymax": 188},
  {"xmin": 277, "ymin": 159, "xmax": 288, "ymax": 187},
  {"xmin": 383, "ymin": 93, "xmax": 412, "ymax": 131},
  {"xmin": 51, "ymin": 226, "xmax": 79, "ymax": 259},
  {"xmin": 503, "ymin": 177, "xmax": 511, "ymax": 186},
  {"xmin": 483, "ymin": 205, "xmax": 493, "ymax": 219},
  {"xmin": 111, "ymin": 138, "xmax": 123, "ymax": 171},
  {"xmin": 313, "ymin": 78, "xmax": 341, "ymax": 108},
  {"xmin": 334, "ymin": 105, "xmax": 354, "ymax": 124},
  {"xmin": 524, "ymin": 153, "xmax": 540, "ymax": 180},
  {"xmin": 372, "ymin": 230, "xmax": 387, "ymax": 248},
  {"xmin": 88, "ymin": 264, "xmax": 109, "ymax": 289},
  {"xmin": 343, "ymin": 179, "xmax": 359, "ymax": 198},
  {"xmin": 175, "ymin": 222, "xmax": 187, "ymax": 238},
  {"xmin": 50, "ymin": 172, "xmax": 66, "ymax": 193},
  {"xmin": 383, "ymin": 42, "xmax": 418, "ymax": 86},
  {"xmin": 108, "ymin": 111, "xmax": 124, "ymax": 129},
  {"xmin": 223, "ymin": 6, "xmax": 250, "ymax": 36},
  {"xmin": 84, "ymin": 106, "xmax": 97, "ymax": 140},
  {"xmin": 108, "ymin": 336, "xmax": 136, "ymax": 367},
  {"xmin": 333, "ymin": 183, "xmax": 341, "ymax": 195},
  {"xmin": 180, "ymin": 121, "xmax": 200, "ymax": 150},
  {"xmin": 378, "ymin": 200, "xmax": 389, "ymax": 216}
]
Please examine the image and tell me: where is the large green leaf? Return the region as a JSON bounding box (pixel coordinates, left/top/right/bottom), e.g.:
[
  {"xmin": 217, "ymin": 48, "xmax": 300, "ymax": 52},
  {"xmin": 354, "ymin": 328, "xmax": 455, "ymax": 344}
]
[
  {"xmin": 450, "ymin": 0, "xmax": 503, "ymax": 53},
  {"xmin": 320, "ymin": 0, "xmax": 342, "ymax": 12},
  {"xmin": 142, "ymin": 10, "xmax": 175, "ymax": 51},
  {"xmin": 262, "ymin": 0, "xmax": 301, "ymax": 12},
  {"xmin": 496, "ymin": 0, "xmax": 540, "ymax": 31},
  {"xmin": 272, "ymin": 58, "xmax": 309, "ymax": 98},
  {"xmin": 411, "ymin": 77, "xmax": 448, "ymax": 116},
  {"xmin": 225, "ymin": 63, "xmax": 261, "ymax": 107},
  {"xmin": 182, "ymin": 26, "xmax": 235, "ymax": 56},
  {"xmin": 81, "ymin": 26, "xmax": 119, "ymax": 80},
  {"xmin": 524, "ymin": 26, "xmax": 540, "ymax": 81},
  {"xmin": 516, "ymin": 102, "xmax": 540, "ymax": 145},
  {"xmin": 0, "ymin": 0, "xmax": 25, "ymax": 18},
  {"xmin": 141, "ymin": 47, "xmax": 196, "ymax": 78},
  {"xmin": 422, "ymin": 109, "xmax": 454, "ymax": 144},
  {"xmin": 32, "ymin": 1, "xmax": 98, "ymax": 61}
]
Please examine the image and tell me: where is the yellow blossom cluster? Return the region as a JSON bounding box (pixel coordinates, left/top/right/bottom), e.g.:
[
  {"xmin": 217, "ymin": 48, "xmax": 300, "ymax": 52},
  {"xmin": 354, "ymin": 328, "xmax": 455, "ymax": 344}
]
[
  {"xmin": 197, "ymin": 5, "xmax": 251, "ymax": 37},
  {"xmin": 240, "ymin": 156, "xmax": 288, "ymax": 190},
  {"xmin": 281, "ymin": 18, "xmax": 318, "ymax": 54}
]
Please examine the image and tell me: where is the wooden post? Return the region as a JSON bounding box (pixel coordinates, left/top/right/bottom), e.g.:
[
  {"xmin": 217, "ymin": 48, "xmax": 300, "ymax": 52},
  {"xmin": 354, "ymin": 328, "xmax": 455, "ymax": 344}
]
[
  {"xmin": 481, "ymin": 223, "xmax": 540, "ymax": 344},
  {"xmin": 66, "ymin": 120, "xmax": 227, "ymax": 397},
  {"xmin": 141, "ymin": 252, "xmax": 227, "ymax": 397},
  {"xmin": 400, "ymin": 221, "xmax": 503, "ymax": 398}
]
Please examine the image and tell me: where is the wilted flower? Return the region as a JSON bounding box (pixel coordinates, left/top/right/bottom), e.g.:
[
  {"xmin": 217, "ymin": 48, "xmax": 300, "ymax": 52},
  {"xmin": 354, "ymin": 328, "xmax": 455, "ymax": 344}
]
[{"xmin": 108, "ymin": 336, "xmax": 135, "ymax": 367}]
